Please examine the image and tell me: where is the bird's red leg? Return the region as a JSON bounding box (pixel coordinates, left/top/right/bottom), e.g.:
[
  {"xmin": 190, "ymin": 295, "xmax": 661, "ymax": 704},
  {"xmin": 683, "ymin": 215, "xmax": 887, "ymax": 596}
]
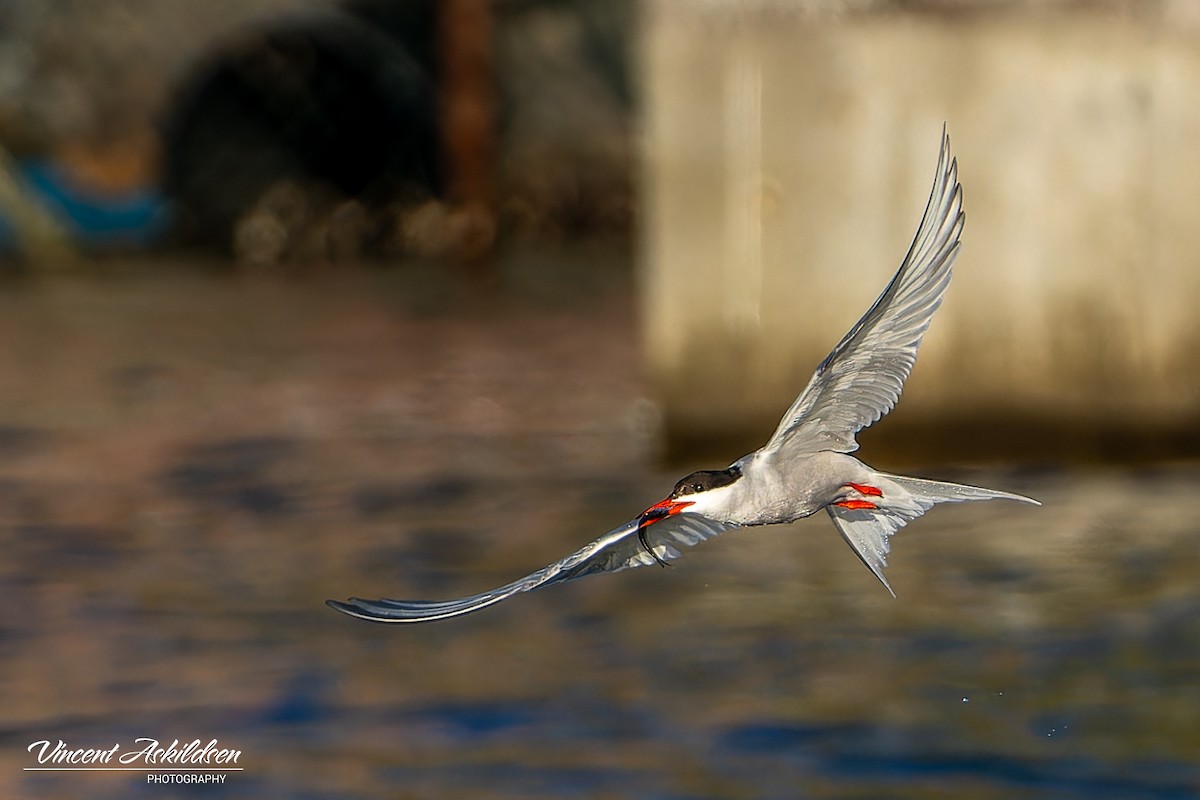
[{"xmin": 835, "ymin": 483, "xmax": 883, "ymax": 510}]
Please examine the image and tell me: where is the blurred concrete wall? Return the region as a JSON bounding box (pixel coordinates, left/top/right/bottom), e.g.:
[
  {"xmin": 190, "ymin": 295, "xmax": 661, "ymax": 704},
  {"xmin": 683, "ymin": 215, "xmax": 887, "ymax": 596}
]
[{"xmin": 640, "ymin": 2, "xmax": 1200, "ymax": 461}]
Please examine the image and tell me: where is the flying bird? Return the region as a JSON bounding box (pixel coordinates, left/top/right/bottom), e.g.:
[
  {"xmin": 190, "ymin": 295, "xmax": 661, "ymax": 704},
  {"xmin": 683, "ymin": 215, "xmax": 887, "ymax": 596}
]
[{"xmin": 328, "ymin": 128, "xmax": 1038, "ymax": 623}]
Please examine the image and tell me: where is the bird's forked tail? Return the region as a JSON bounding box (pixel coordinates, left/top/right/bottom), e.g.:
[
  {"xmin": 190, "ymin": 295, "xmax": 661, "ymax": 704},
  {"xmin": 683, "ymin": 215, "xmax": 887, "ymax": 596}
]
[{"xmin": 827, "ymin": 473, "xmax": 1039, "ymax": 596}]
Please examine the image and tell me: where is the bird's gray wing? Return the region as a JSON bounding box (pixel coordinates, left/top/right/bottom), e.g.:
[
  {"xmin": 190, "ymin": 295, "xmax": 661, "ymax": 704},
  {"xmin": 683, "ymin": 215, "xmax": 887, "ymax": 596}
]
[
  {"xmin": 763, "ymin": 127, "xmax": 963, "ymax": 456},
  {"xmin": 327, "ymin": 514, "xmax": 738, "ymax": 623}
]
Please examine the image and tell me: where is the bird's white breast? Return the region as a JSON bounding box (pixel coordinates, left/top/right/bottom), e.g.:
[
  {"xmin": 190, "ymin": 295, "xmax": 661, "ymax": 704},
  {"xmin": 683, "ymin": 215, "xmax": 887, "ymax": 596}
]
[{"xmin": 687, "ymin": 450, "xmax": 874, "ymax": 526}]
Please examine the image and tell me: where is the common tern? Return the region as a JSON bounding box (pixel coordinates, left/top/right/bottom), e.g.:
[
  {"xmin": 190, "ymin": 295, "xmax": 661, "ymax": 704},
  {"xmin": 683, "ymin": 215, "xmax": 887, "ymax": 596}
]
[{"xmin": 328, "ymin": 128, "xmax": 1038, "ymax": 623}]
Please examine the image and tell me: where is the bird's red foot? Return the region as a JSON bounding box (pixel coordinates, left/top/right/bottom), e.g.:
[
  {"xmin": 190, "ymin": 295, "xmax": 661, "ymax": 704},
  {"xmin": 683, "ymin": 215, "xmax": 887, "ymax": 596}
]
[
  {"xmin": 835, "ymin": 482, "xmax": 883, "ymax": 510},
  {"xmin": 835, "ymin": 499, "xmax": 878, "ymax": 510}
]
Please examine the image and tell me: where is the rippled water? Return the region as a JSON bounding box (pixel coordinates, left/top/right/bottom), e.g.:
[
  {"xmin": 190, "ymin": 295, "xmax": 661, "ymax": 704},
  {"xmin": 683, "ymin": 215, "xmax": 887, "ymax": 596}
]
[{"xmin": 4, "ymin": 260, "xmax": 1199, "ymax": 799}]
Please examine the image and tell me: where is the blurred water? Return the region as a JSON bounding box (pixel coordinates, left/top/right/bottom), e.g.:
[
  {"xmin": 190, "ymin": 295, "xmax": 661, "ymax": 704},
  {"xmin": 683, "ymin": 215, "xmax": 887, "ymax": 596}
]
[{"xmin": 3, "ymin": 260, "xmax": 1198, "ymax": 799}]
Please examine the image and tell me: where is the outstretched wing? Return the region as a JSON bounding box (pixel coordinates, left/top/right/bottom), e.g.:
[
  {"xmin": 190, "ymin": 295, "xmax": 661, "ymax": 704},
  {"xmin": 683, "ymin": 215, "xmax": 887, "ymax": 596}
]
[
  {"xmin": 763, "ymin": 128, "xmax": 964, "ymax": 456},
  {"xmin": 327, "ymin": 514, "xmax": 738, "ymax": 623}
]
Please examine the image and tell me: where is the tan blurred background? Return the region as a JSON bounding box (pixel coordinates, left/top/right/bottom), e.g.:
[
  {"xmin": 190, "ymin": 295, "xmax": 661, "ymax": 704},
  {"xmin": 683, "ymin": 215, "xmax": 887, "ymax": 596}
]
[
  {"xmin": 642, "ymin": 0, "xmax": 1200, "ymax": 462},
  {"xmin": 0, "ymin": 0, "xmax": 1193, "ymax": 461}
]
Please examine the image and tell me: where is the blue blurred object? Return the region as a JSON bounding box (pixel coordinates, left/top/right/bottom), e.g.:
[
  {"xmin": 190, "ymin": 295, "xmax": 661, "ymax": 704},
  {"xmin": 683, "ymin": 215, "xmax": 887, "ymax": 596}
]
[{"xmin": 0, "ymin": 158, "xmax": 170, "ymax": 250}]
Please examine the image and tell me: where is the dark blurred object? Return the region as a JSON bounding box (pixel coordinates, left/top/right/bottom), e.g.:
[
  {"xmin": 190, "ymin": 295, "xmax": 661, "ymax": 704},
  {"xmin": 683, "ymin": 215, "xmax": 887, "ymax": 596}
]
[
  {"xmin": 492, "ymin": 0, "xmax": 635, "ymax": 243},
  {"xmin": 3, "ymin": 158, "xmax": 168, "ymax": 249},
  {"xmin": 440, "ymin": 0, "xmax": 496, "ymax": 273},
  {"xmin": 0, "ymin": 0, "xmax": 634, "ymax": 265},
  {"xmin": 160, "ymin": 0, "xmax": 634, "ymax": 265},
  {"xmin": 162, "ymin": 2, "xmax": 452, "ymax": 264}
]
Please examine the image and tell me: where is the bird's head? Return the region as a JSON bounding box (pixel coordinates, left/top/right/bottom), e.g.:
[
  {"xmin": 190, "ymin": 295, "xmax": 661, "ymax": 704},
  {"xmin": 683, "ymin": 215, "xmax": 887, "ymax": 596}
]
[{"xmin": 638, "ymin": 465, "xmax": 743, "ymax": 527}]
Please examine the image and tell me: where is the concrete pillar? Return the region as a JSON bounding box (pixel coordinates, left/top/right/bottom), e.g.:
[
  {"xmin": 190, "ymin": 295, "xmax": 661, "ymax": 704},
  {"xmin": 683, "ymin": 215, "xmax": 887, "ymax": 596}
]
[{"xmin": 640, "ymin": 4, "xmax": 1200, "ymax": 461}]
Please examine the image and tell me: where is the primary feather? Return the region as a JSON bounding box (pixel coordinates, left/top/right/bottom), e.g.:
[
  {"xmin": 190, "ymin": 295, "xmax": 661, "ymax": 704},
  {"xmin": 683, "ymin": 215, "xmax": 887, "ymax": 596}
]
[
  {"xmin": 763, "ymin": 127, "xmax": 963, "ymax": 456},
  {"xmin": 326, "ymin": 514, "xmax": 737, "ymax": 622}
]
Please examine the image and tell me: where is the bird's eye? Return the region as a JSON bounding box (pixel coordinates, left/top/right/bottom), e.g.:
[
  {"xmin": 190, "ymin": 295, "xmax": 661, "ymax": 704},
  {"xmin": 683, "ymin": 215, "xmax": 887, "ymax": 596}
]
[{"xmin": 691, "ymin": 484, "xmax": 702, "ymax": 493}]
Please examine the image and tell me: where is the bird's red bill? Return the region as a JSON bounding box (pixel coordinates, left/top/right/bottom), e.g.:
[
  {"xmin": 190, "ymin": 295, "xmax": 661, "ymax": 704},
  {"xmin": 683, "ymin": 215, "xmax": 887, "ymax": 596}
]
[{"xmin": 638, "ymin": 498, "xmax": 693, "ymax": 528}]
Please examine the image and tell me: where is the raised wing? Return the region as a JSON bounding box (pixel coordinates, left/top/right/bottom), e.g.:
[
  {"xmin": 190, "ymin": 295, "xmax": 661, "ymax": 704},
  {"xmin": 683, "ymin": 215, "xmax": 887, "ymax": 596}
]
[
  {"xmin": 327, "ymin": 513, "xmax": 738, "ymax": 623},
  {"xmin": 763, "ymin": 128, "xmax": 964, "ymax": 456}
]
